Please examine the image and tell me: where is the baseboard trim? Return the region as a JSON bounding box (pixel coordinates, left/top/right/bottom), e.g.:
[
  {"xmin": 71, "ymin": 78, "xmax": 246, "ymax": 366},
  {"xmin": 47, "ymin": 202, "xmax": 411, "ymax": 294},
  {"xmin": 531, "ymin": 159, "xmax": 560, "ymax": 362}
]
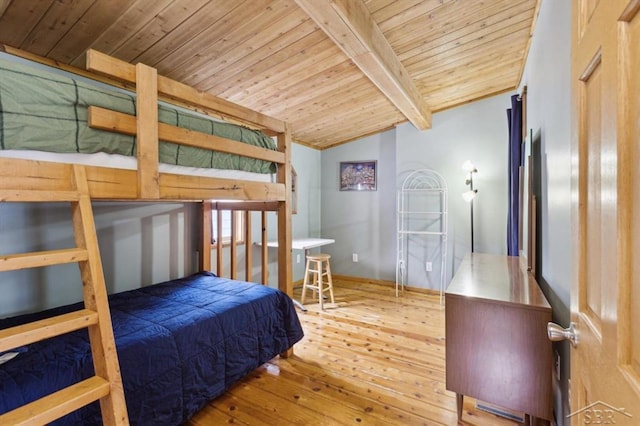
[
  {"xmin": 332, "ymin": 275, "xmax": 441, "ymax": 296},
  {"xmin": 332, "ymin": 274, "xmax": 394, "ymax": 287},
  {"xmin": 403, "ymin": 286, "xmax": 442, "ymax": 296}
]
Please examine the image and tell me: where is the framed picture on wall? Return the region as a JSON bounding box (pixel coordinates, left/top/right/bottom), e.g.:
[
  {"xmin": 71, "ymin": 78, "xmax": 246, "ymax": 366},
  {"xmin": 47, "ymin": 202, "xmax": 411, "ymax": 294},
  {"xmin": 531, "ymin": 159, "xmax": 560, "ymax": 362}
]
[{"xmin": 339, "ymin": 160, "xmax": 377, "ymax": 191}]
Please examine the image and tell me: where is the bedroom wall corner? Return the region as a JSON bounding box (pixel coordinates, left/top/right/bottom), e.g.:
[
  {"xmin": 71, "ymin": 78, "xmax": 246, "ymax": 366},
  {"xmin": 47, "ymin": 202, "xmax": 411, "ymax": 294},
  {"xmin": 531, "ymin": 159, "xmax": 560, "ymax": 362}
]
[
  {"xmin": 396, "ymin": 93, "xmax": 511, "ymax": 289},
  {"xmin": 232, "ymin": 141, "xmax": 322, "ymax": 288},
  {"xmin": 290, "ymin": 142, "xmax": 322, "ymax": 281},
  {"xmin": 320, "ymin": 129, "xmax": 397, "ymax": 283}
]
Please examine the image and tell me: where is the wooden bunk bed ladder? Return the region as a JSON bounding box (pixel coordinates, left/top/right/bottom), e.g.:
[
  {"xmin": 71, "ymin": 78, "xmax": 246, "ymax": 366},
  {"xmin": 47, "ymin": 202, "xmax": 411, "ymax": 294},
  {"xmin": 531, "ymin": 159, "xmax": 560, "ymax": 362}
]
[{"xmin": 0, "ymin": 165, "xmax": 129, "ymax": 425}]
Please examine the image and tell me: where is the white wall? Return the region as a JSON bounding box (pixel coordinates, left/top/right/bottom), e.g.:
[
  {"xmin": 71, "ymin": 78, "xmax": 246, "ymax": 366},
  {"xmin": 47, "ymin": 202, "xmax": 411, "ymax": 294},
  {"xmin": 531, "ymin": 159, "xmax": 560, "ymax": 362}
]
[{"xmin": 518, "ymin": 0, "xmax": 572, "ymax": 423}]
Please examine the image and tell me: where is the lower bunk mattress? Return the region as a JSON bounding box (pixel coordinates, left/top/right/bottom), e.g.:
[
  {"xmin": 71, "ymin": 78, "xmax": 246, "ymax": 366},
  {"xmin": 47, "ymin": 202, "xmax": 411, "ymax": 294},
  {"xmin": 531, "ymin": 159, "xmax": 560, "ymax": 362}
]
[{"xmin": 0, "ymin": 272, "xmax": 304, "ymax": 425}]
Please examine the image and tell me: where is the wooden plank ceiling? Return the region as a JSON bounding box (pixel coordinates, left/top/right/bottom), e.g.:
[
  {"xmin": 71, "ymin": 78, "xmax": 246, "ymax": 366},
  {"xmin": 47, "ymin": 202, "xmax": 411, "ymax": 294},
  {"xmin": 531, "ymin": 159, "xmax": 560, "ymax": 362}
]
[{"xmin": 0, "ymin": 0, "xmax": 538, "ymax": 149}]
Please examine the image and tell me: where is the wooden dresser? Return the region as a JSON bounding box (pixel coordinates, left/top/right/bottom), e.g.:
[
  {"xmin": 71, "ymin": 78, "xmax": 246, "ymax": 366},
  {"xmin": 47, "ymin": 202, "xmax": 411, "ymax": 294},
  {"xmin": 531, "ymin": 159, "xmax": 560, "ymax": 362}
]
[{"xmin": 445, "ymin": 253, "xmax": 552, "ymax": 422}]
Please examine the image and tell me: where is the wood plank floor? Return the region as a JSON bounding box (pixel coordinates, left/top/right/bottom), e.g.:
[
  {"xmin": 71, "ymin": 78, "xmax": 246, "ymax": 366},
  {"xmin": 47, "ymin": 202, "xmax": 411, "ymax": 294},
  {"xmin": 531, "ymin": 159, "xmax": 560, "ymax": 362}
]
[{"xmin": 188, "ymin": 279, "xmax": 521, "ymax": 425}]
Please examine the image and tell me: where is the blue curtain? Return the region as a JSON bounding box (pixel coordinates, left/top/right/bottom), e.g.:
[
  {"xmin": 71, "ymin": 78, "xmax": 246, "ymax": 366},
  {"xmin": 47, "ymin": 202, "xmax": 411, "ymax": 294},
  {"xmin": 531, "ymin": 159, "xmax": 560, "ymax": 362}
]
[{"xmin": 506, "ymin": 94, "xmax": 522, "ymax": 256}]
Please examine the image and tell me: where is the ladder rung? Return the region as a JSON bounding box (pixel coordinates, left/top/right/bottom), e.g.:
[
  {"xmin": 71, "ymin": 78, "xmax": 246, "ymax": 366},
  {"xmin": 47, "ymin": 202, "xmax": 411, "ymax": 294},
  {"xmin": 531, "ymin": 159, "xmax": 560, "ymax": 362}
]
[
  {"xmin": 0, "ymin": 248, "xmax": 89, "ymax": 272},
  {"xmin": 0, "ymin": 189, "xmax": 81, "ymax": 202},
  {"xmin": 0, "ymin": 309, "xmax": 99, "ymax": 353},
  {"xmin": 0, "ymin": 376, "xmax": 110, "ymax": 426}
]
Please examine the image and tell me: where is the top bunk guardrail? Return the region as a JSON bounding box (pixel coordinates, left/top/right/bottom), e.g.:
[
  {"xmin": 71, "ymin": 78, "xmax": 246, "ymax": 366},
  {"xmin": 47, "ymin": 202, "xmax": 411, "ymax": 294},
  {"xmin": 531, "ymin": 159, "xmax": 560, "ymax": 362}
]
[
  {"xmin": 84, "ymin": 49, "xmax": 290, "ymax": 201},
  {"xmin": 0, "ymin": 46, "xmax": 292, "ymax": 202}
]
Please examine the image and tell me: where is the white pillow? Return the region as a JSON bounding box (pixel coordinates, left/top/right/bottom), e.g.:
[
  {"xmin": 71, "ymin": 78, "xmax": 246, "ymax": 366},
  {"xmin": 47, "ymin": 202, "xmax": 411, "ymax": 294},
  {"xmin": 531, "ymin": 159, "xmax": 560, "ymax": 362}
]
[
  {"xmin": 0, "ymin": 346, "xmax": 27, "ymax": 364},
  {"xmin": 0, "ymin": 351, "xmax": 20, "ymax": 364}
]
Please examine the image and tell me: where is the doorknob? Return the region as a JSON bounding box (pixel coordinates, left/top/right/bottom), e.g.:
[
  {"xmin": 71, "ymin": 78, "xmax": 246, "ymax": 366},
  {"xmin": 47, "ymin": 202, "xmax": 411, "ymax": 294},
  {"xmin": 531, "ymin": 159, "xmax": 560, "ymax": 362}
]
[{"xmin": 547, "ymin": 322, "xmax": 578, "ymax": 347}]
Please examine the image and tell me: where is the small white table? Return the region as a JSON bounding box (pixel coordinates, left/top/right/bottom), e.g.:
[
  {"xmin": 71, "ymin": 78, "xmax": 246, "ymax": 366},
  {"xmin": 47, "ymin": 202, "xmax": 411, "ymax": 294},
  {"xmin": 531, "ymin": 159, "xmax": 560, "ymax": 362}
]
[
  {"xmin": 260, "ymin": 238, "xmax": 335, "ymax": 311},
  {"xmin": 263, "ymin": 237, "xmax": 335, "ymax": 254}
]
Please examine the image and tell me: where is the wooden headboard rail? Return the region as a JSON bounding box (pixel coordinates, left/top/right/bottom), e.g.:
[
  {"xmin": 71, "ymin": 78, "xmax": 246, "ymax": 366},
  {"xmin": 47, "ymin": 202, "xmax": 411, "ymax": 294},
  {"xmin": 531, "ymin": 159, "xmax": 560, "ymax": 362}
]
[{"xmin": 202, "ymin": 201, "xmax": 278, "ymax": 286}]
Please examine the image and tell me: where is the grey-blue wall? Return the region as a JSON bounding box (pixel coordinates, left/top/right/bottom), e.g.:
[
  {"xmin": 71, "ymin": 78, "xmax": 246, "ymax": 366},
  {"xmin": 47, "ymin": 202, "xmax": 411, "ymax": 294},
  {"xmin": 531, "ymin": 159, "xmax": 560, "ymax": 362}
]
[
  {"xmin": 291, "ymin": 143, "xmax": 323, "ymax": 280},
  {"xmin": 320, "ymin": 130, "xmax": 397, "ymax": 281},
  {"xmin": 396, "ymin": 94, "xmax": 511, "ymax": 285},
  {"xmin": 518, "ymin": 0, "xmax": 572, "ymax": 423},
  {"xmin": 0, "ymin": 202, "xmax": 199, "ymax": 317},
  {"xmin": 320, "ymin": 93, "xmax": 511, "ymax": 290}
]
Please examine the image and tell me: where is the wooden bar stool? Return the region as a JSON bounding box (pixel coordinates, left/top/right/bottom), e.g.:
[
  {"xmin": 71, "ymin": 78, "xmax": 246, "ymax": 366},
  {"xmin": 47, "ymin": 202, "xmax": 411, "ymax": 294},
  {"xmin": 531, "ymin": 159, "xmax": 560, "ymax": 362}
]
[{"xmin": 301, "ymin": 253, "xmax": 335, "ymax": 310}]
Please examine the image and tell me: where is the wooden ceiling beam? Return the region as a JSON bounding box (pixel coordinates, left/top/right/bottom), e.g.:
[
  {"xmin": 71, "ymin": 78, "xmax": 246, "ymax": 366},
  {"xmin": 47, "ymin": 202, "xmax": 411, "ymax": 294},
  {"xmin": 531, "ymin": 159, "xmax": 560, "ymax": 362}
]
[{"xmin": 294, "ymin": 0, "xmax": 431, "ymax": 130}]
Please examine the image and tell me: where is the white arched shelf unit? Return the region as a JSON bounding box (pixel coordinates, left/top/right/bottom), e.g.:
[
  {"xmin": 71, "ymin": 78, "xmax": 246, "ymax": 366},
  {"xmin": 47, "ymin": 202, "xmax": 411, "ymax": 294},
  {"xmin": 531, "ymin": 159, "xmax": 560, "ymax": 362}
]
[{"xmin": 396, "ymin": 169, "xmax": 448, "ymax": 302}]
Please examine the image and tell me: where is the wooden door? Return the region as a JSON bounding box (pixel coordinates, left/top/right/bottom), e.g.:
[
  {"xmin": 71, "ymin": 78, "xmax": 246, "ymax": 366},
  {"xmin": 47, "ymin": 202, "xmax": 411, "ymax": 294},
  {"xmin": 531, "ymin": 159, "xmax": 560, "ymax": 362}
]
[{"xmin": 570, "ymin": 0, "xmax": 640, "ymax": 424}]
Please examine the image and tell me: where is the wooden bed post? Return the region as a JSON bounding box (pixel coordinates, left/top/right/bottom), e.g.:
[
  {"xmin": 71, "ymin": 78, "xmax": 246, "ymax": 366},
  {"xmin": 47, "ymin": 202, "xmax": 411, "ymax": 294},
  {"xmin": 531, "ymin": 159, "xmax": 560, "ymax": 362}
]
[
  {"xmin": 216, "ymin": 209, "xmax": 223, "ymax": 277},
  {"xmin": 245, "ymin": 211, "xmax": 252, "ymax": 282},
  {"xmin": 200, "ymin": 201, "xmax": 212, "ymax": 272},
  {"xmin": 230, "ymin": 211, "xmax": 237, "ymax": 280},
  {"xmin": 277, "ymin": 124, "xmax": 293, "ymax": 358},
  {"xmin": 135, "ymin": 62, "xmax": 159, "ymax": 199},
  {"xmin": 276, "ymin": 124, "xmax": 293, "ymax": 297},
  {"xmin": 261, "ymin": 211, "xmax": 268, "ymax": 285}
]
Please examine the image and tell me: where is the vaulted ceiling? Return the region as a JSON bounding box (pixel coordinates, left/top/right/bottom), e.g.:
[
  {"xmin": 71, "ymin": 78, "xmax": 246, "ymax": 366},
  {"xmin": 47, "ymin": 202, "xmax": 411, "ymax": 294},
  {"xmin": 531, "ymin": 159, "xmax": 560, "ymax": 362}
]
[{"xmin": 0, "ymin": 0, "xmax": 539, "ymax": 149}]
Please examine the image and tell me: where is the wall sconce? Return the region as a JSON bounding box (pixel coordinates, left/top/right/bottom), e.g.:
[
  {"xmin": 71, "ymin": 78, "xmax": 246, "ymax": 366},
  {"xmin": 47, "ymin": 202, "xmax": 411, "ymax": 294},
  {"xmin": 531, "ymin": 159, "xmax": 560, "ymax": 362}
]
[{"xmin": 462, "ymin": 161, "xmax": 478, "ymax": 252}]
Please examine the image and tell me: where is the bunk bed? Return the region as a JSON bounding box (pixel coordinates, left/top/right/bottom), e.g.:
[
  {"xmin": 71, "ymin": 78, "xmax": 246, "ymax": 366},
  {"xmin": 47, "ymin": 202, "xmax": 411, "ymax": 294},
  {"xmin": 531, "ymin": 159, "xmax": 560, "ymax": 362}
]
[{"xmin": 0, "ymin": 46, "xmax": 300, "ymax": 425}]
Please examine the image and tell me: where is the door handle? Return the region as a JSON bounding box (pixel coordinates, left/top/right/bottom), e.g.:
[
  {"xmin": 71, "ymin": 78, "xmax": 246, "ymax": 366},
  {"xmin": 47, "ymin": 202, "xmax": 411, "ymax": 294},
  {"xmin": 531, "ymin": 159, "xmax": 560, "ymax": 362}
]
[{"xmin": 547, "ymin": 322, "xmax": 578, "ymax": 347}]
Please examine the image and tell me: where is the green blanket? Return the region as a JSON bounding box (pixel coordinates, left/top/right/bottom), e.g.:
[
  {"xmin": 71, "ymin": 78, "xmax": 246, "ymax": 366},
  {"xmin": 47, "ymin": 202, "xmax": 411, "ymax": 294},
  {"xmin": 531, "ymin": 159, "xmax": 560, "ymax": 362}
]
[{"xmin": 0, "ymin": 55, "xmax": 276, "ymax": 174}]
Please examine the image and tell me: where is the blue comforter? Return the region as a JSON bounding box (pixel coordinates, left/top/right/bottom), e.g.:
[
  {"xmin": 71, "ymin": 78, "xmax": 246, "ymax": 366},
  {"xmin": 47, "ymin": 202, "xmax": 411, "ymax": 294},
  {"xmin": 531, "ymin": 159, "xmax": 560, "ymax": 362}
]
[{"xmin": 0, "ymin": 272, "xmax": 304, "ymax": 425}]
